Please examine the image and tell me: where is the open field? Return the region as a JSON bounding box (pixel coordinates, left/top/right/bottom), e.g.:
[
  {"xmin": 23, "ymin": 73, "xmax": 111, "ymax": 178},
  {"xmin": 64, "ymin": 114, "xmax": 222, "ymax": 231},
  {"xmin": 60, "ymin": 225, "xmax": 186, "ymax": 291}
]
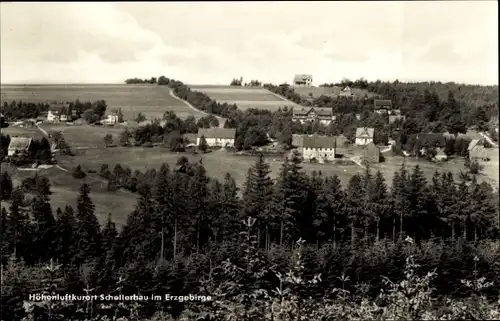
[
  {"xmin": 191, "ymin": 86, "xmax": 297, "ymax": 112},
  {"xmin": 1, "ymin": 164, "xmax": 137, "ymax": 227},
  {"xmin": 56, "ymin": 146, "xmax": 497, "ymax": 190},
  {"xmin": 293, "ymin": 86, "xmax": 377, "ymax": 99},
  {"xmin": 1, "ymin": 125, "xmax": 46, "ymax": 140},
  {"xmin": 0, "ymin": 84, "xmax": 207, "ymax": 121},
  {"xmin": 39, "ymin": 123, "xmax": 127, "ymax": 148}
]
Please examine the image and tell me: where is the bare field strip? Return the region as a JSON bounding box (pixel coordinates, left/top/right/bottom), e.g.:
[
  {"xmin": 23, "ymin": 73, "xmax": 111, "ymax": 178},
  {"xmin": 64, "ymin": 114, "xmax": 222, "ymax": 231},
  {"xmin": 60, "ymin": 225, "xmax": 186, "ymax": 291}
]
[{"xmin": 1, "ymin": 84, "xmax": 207, "ymax": 121}]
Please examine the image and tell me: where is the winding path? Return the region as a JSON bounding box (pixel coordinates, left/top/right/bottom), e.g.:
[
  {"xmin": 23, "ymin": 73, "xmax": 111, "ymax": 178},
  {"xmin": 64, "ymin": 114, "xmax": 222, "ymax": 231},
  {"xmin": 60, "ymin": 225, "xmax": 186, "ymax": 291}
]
[{"xmin": 168, "ymin": 89, "xmax": 227, "ymax": 128}]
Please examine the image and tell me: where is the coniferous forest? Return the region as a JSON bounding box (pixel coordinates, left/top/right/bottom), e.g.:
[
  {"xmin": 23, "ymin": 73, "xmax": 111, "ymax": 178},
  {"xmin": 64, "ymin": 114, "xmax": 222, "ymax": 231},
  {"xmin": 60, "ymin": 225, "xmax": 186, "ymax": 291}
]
[{"xmin": 1, "ymin": 152, "xmax": 499, "ymax": 320}]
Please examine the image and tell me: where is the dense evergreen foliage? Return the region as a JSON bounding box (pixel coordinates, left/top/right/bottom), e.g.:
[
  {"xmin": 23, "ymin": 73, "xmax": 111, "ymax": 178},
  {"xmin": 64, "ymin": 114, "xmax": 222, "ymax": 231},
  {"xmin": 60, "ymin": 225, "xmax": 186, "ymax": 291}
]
[{"xmin": 1, "ymin": 154, "xmax": 499, "ymax": 320}]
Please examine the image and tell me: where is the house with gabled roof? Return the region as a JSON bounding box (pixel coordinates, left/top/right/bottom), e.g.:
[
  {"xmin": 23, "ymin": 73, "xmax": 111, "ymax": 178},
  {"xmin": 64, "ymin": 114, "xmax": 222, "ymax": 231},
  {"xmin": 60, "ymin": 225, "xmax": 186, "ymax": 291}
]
[
  {"xmin": 292, "ymin": 107, "xmax": 335, "ymax": 125},
  {"xmin": 8, "ymin": 136, "xmax": 32, "ymax": 156},
  {"xmin": 104, "ymin": 108, "xmax": 123, "ymax": 125},
  {"xmin": 374, "ymin": 99, "xmax": 393, "ymax": 114},
  {"xmin": 302, "ymin": 135, "xmax": 336, "ymax": 163},
  {"xmin": 293, "ymin": 74, "xmax": 313, "ymax": 87},
  {"xmin": 338, "ymin": 86, "xmax": 353, "ymax": 97},
  {"xmin": 355, "ymin": 127, "xmax": 375, "ymax": 146},
  {"xmin": 197, "ymin": 128, "xmax": 236, "ymax": 148},
  {"xmin": 468, "ymin": 138, "xmax": 487, "ymax": 161},
  {"xmin": 47, "ymin": 104, "xmax": 70, "ymax": 122}
]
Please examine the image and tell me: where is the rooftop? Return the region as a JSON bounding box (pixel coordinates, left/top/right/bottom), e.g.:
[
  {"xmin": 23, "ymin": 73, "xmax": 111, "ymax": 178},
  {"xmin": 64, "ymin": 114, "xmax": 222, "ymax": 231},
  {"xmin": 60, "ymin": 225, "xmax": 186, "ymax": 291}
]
[{"xmin": 198, "ymin": 128, "xmax": 236, "ymax": 139}]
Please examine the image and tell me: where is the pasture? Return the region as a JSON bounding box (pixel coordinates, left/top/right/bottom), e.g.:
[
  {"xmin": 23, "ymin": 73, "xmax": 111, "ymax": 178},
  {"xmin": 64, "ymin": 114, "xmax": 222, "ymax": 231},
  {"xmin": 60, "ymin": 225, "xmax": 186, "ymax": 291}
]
[
  {"xmin": 57, "ymin": 146, "xmax": 495, "ymax": 191},
  {"xmin": 39, "ymin": 123, "xmax": 127, "ymax": 148},
  {"xmin": 2, "ymin": 165, "xmax": 137, "ymax": 227},
  {"xmin": 293, "ymin": 86, "xmax": 377, "ymax": 99},
  {"xmin": 191, "ymin": 86, "xmax": 297, "ymax": 112},
  {"xmin": 0, "ymin": 84, "xmax": 207, "ymax": 121},
  {"xmin": 1, "ymin": 125, "xmax": 45, "ymax": 140}
]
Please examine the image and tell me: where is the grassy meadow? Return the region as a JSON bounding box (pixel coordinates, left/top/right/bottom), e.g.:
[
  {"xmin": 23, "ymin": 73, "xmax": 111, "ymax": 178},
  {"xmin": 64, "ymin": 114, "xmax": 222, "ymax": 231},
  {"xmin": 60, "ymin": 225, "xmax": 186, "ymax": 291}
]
[
  {"xmin": 191, "ymin": 85, "xmax": 297, "ymax": 112},
  {"xmin": 0, "ymin": 84, "xmax": 206, "ymax": 121}
]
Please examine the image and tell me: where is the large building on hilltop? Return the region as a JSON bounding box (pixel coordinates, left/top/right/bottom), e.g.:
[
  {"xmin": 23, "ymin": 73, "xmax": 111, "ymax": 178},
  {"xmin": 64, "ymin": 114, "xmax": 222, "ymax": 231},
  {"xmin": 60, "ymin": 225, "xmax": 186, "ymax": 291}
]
[{"xmin": 293, "ymin": 74, "xmax": 313, "ymax": 87}]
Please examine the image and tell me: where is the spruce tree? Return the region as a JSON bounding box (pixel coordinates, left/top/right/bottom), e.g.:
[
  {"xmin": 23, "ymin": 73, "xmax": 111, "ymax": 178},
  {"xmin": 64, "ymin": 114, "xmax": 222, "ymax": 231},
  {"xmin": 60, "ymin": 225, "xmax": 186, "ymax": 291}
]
[
  {"xmin": 54, "ymin": 205, "xmax": 77, "ymax": 265},
  {"xmin": 242, "ymin": 154, "xmax": 274, "ymax": 249},
  {"xmin": 408, "ymin": 165, "xmax": 429, "ymax": 241},
  {"xmin": 391, "ymin": 163, "xmax": 411, "ymax": 240},
  {"xmin": 0, "ymin": 171, "xmax": 13, "ymax": 200},
  {"xmin": 75, "ymin": 183, "xmax": 101, "ymax": 262},
  {"xmin": 345, "ymin": 174, "xmax": 364, "ymax": 247},
  {"xmin": 372, "ymin": 171, "xmax": 389, "ymax": 241},
  {"xmin": 152, "ymin": 163, "xmax": 172, "ymax": 261},
  {"xmin": 6, "ymin": 187, "xmax": 30, "ymax": 260},
  {"xmin": 31, "ymin": 196, "xmax": 56, "ymax": 262}
]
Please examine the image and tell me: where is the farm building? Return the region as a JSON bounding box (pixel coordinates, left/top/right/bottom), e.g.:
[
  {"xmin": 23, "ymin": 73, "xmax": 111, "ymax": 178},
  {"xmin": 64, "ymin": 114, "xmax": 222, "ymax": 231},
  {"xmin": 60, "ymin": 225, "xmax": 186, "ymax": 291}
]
[
  {"xmin": 338, "ymin": 86, "xmax": 353, "ymax": 97},
  {"xmin": 355, "ymin": 127, "xmax": 374, "ymax": 146},
  {"xmin": 468, "ymin": 139, "xmax": 487, "ymax": 161},
  {"xmin": 47, "ymin": 104, "xmax": 70, "ymax": 122},
  {"xmin": 197, "ymin": 128, "xmax": 236, "ymax": 148},
  {"xmin": 104, "ymin": 109, "xmax": 123, "ymax": 125},
  {"xmin": 293, "ymin": 74, "xmax": 313, "ymax": 87},
  {"xmin": 362, "ymin": 142, "xmax": 380, "ymax": 163},
  {"xmin": 292, "ymin": 107, "xmax": 335, "ymax": 125},
  {"xmin": 433, "ymin": 149, "xmax": 448, "ymax": 162},
  {"xmin": 8, "ymin": 136, "xmax": 32, "ymax": 156},
  {"xmin": 374, "ymin": 99, "xmax": 393, "ymax": 114},
  {"xmin": 302, "ymin": 135, "xmax": 336, "ymax": 163}
]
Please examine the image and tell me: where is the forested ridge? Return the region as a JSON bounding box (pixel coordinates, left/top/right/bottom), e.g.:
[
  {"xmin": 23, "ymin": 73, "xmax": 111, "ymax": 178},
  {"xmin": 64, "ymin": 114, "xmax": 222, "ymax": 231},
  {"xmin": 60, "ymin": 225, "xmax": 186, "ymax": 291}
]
[{"xmin": 1, "ymin": 152, "xmax": 499, "ymax": 320}]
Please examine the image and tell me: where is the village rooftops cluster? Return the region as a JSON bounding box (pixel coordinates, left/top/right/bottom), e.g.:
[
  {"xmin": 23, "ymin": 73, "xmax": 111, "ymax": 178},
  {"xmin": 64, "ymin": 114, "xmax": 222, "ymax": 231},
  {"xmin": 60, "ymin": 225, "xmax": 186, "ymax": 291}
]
[{"xmin": 292, "ymin": 107, "xmax": 335, "ymax": 125}]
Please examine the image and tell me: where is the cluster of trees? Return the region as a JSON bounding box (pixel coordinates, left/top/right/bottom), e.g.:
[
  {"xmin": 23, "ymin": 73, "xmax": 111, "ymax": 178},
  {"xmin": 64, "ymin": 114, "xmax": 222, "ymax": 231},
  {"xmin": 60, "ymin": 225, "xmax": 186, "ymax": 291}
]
[
  {"xmin": 1, "ymin": 153, "xmax": 499, "ymax": 319},
  {"xmin": 1, "ymin": 99, "xmax": 108, "ymax": 125},
  {"xmin": 1, "ymin": 101, "xmax": 50, "ymax": 120},
  {"xmin": 230, "ymin": 77, "xmax": 243, "ymax": 86},
  {"xmin": 124, "ymin": 77, "xmax": 157, "ymax": 84}
]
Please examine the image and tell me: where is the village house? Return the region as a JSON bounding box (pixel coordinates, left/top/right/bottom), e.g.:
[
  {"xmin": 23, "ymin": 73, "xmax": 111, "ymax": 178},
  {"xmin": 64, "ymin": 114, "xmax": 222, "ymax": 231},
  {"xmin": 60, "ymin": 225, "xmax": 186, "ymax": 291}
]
[
  {"xmin": 47, "ymin": 104, "xmax": 70, "ymax": 123},
  {"xmin": 293, "ymin": 74, "xmax": 313, "ymax": 87},
  {"xmin": 374, "ymin": 99, "xmax": 393, "ymax": 114},
  {"xmin": 468, "ymin": 139, "xmax": 487, "ymax": 161},
  {"xmin": 104, "ymin": 108, "xmax": 123, "ymax": 125},
  {"xmin": 292, "ymin": 107, "xmax": 335, "ymax": 125},
  {"xmin": 363, "ymin": 142, "xmax": 380, "ymax": 163},
  {"xmin": 197, "ymin": 128, "xmax": 236, "ymax": 148},
  {"xmin": 338, "ymin": 86, "xmax": 353, "ymax": 97},
  {"xmin": 7, "ymin": 136, "xmax": 32, "ymax": 156},
  {"xmin": 355, "ymin": 127, "xmax": 375, "ymax": 146},
  {"xmin": 302, "ymin": 135, "xmax": 336, "ymax": 163}
]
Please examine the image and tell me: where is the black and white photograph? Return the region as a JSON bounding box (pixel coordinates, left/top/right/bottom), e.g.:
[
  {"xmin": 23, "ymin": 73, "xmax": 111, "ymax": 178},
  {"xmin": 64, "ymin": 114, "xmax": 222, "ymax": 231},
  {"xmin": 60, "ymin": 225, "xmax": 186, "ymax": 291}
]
[{"xmin": 0, "ymin": 1, "xmax": 499, "ymax": 320}]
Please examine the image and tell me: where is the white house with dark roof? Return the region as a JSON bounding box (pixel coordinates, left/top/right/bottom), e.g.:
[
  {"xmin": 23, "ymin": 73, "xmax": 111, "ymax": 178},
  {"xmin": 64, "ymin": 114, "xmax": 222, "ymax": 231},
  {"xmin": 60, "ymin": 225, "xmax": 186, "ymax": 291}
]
[
  {"xmin": 468, "ymin": 139, "xmax": 487, "ymax": 161},
  {"xmin": 292, "ymin": 107, "xmax": 335, "ymax": 125},
  {"xmin": 104, "ymin": 108, "xmax": 123, "ymax": 125},
  {"xmin": 8, "ymin": 136, "xmax": 32, "ymax": 156},
  {"xmin": 47, "ymin": 104, "xmax": 70, "ymax": 122},
  {"xmin": 355, "ymin": 127, "xmax": 375, "ymax": 146},
  {"xmin": 197, "ymin": 128, "xmax": 236, "ymax": 147},
  {"xmin": 293, "ymin": 74, "xmax": 313, "ymax": 87},
  {"xmin": 338, "ymin": 86, "xmax": 353, "ymax": 97},
  {"xmin": 302, "ymin": 135, "xmax": 336, "ymax": 162}
]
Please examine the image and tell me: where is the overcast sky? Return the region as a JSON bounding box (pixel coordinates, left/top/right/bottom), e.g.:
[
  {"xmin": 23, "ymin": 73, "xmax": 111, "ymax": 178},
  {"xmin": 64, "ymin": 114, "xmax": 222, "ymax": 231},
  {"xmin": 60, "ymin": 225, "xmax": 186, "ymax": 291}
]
[{"xmin": 1, "ymin": 1, "xmax": 498, "ymax": 85}]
